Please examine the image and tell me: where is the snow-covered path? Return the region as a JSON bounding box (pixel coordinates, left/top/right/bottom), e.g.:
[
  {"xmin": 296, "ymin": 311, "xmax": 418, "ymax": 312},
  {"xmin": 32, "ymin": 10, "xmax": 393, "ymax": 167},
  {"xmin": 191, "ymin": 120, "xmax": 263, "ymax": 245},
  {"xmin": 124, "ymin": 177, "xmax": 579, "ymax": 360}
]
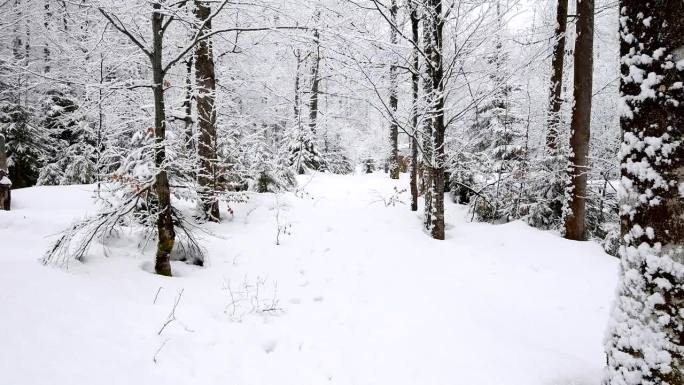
[{"xmin": 0, "ymin": 172, "xmax": 618, "ymax": 385}]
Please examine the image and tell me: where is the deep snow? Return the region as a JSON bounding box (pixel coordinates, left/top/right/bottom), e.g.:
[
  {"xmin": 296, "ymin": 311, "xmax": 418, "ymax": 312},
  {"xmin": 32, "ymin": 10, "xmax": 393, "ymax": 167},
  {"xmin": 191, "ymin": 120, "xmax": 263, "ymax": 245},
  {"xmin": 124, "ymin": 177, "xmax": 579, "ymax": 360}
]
[{"xmin": 0, "ymin": 172, "xmax": 618, "ymax": 385}]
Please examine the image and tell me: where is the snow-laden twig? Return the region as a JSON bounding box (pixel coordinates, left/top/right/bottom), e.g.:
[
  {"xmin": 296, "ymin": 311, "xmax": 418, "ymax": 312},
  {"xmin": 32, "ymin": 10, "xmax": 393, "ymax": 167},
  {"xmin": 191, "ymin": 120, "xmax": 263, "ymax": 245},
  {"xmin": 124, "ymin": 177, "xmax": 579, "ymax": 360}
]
[{"xmin": 157, "ymin": 289, "xmax": 194, "ymax": 335}]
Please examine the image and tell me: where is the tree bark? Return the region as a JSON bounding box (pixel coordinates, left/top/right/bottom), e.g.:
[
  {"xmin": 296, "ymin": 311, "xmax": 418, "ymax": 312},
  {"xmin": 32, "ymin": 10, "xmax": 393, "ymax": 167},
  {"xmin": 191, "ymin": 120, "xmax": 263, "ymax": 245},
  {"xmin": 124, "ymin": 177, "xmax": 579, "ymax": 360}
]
[
  {"xmin": 308, "ymin": 19, "xmax": 321, "ymax": 158},
  {"xmin": 294, "ymin": 49, "xmax": 302, "ymax": 130},
  {"xmin": 43, "ymin": 0, "xmax": 51, "ymax": 73},
  {"xmin": 194, "ymin": 0, "xmax": 220, "ymax": 222},
  {"xmin": 605, "ymin": 2, "xmax": 684, "ymax": 384},
  {"xmin": 409, "ymin": 1, "xmax": 419, "ymax": 212},
  {"xmin": 546, "ymin": 0, "xmax": 568, "ymax": 152},
  {"xmin": 0, "ymin": 134, "xmax": 11, "ymax": 211},
  {"xmin": 151, "ymin": 3, "xmax": 175, "ymax": 277},
  {"xmin": 422, "ymin": 4, "xmax": 434, "ymax": 231},
  {"xmin": 388, "ymin": 0, "xmax": 400, "ymax": 180},
  {"xmin": 427, "ymin": 0, "xmax": 445, "ymax": 240},
  {"xmin": 563, "ymin": 0, "xmax": 593, "ymax": 241},
  {"xmin": 183, "ymin": 56, "xmax": 194, "ymax": 151}
]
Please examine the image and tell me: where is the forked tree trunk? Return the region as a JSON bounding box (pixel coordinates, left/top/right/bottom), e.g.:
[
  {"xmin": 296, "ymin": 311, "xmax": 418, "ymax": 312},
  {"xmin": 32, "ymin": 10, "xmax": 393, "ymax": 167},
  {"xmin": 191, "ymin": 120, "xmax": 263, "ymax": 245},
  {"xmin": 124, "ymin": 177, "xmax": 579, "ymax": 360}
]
[
  {"xmin": 604, "ymin": 2, "xmax": 684, "ymax": 384},
  {"xmin": 0, "ymin": 134, "xmax": 11, "ymax": 211},
  {"xmin": 388, "ymin": 0, "xmax": 400, "ymax": 180},
  {"xmin": 195, "ymin": 0, "xmax": 220, "ymax": 222},
  {"xmin": 151, "ymin": 4, "xmax": 175, "ymax": 277},
  {"xmin": 409, "ymin": 1, "xmax": 419, "ymax": 212},
  {"xmin": 546, "ymin": 0, "xmax": 568, "ymax": 152},
  {"xmin": 563, "ymin": 0, "xmax": 593, "ymax": 241}
]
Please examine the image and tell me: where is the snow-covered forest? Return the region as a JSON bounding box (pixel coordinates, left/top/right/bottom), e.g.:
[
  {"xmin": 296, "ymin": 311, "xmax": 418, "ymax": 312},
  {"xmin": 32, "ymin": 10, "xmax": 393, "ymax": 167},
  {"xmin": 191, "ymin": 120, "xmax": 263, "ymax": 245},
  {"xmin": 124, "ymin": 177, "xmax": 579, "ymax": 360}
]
[{"xmin": 0, "ymin": 0, "xmax": 682, "ymax": 384}]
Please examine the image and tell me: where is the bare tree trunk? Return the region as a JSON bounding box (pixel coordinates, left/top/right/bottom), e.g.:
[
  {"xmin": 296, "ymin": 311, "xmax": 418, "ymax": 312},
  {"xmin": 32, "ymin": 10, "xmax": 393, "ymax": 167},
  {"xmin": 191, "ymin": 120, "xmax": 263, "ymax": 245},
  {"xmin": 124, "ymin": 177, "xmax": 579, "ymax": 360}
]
[
  {"xmin": 388, "ymin": 0, "xmax": 400, "ymax": 180},
  {"xmin": 294, "ymin": 49, "xmax": 302, "ymax": 129},
  {"xmin": 426, "ymin": 0, "xmax": 446, "ymax": 240},
  {"xmin": 194, "ymin": 0, "xmax": 220, "ymax": 222},
  {"xmin": 183, "ymin": 56, "xmax": 194, "ymax": 151},
  {"xmin": 292, "ymin": 49, "xmax": 305, "ymax": 174},
  {"xmin": 0, "ymin": 134, "xmax": 11, "ymax": 211},
  {"xmin": 428, "ymin": 0, "xmax": 445, "ymax": 240},
  {"xmin": 563, "ymin": 0, "xmax": 593, "ymax": 241},
  {"xmin": 409, "ymin": 1, "xmax": 419, "ymax": 212},
  {"xmin": 546, "ymin": 0, "xmax": 568, "ymax": 152},
  {"xmin": 43, "ymin": 0, "xmax": 51, "ymax": 73},
  {"xmin": 604, "ymin": 2, "xmax": 684, "ymax": 384},
  {"xmin": 151, "ymin": 3, "xmax": 175, "ymax": 277},
  {"xmin": 422, "ymin": 5, "xmax": 434, "ymax": 231},
  {"xmin": 308, "ymin": 19, "xmax": 321, "ymax": 161}
]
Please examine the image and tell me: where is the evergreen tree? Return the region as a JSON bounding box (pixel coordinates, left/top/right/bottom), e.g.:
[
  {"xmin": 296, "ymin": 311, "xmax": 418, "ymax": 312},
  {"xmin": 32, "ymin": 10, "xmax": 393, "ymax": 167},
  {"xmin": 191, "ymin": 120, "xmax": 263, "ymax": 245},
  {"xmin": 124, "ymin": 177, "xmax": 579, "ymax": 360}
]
[{"xmin": 451, "ymin": 11, "xmax": 526, "ymax": 223}]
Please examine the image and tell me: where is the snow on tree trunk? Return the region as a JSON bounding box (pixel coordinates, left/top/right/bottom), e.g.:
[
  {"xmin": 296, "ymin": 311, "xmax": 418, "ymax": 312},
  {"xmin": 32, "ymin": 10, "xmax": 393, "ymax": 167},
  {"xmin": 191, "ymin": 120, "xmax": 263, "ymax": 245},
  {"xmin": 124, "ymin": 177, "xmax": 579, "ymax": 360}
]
[
  {"xmin": 308, "ymin": 16, "xmax": 321, "ymax": 168},
  {"xmin": 195, "ymin": 0, "xmax": 220, "ymax": 222},
  {"xmin": 0, "ymin": 134, "xmax": 11, "ymax": 211},
  {"xmin": 409, "ymin": 1, "xmax": 419, "ymax": 212},
  {"xmin": 422, "ymin": 3, "xmax": 434, "ymax": 232},
  {"xmin": 563, "ymin": 0, "xmax": 594, "ymax": 241},
  {"xmin": 388, "ymin": 0, "xmax": 400, "ymax": 180},
  {"xmin": 604, "ymin": 2, "xmax": 684, "ymax": 384},
  {"xmin": 183, "ymin": 57, "xmax": 194, "ymax": 151},
  {"xmin": 426, "ymin": 0, "xmax": 445, "ymax": 240}
]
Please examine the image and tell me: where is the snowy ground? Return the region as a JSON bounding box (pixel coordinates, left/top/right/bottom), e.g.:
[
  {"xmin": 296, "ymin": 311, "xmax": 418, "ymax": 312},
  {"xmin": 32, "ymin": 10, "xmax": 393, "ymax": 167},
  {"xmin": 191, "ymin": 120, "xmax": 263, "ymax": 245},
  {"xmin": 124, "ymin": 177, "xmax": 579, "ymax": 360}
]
[{"xmin": 0, "ymin": 172, "xmax": 618, "ymax": 385}]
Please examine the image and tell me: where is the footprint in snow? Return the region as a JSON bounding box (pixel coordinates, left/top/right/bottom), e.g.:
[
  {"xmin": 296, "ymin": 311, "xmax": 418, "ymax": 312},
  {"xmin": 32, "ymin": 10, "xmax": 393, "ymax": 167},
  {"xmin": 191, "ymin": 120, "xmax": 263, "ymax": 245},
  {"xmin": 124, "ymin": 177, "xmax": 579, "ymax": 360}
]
[
  {"xmin": 289, "ymin": 298, "xmax": 301, "ymax": 305},
  {"xmin": 262, "ymin": 339, "xmax": 277, "ymax": 354},
  {"xmin": 313, "ymin": 296, "xmax": 324, "ymax": 303}
]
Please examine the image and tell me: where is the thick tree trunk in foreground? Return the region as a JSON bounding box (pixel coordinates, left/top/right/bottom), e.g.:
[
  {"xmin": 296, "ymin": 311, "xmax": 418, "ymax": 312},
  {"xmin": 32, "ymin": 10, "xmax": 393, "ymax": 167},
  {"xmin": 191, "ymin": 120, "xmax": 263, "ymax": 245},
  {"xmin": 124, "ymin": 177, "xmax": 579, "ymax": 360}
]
[
  {"xmin": 546, "ymin": 0, "xmax": 568, "ymax": 152},
  {"xmin": 388, "ymin": 0, "xmax": 400, "ymax": 180},
  {"xmin": 151, "ymin": 4, "xmax": 175, "ymax": 277},
  {"xmin": 0, "ymin": 134, "xmax": 11, "ymax": 211},
  {"xmin": 195, "ymin": 0, "xmax": 220, "ymax": 222},
  {"xmin": 563, "ymin": 0, "xmax": 593, "ymax": 241},
  {"xmin": 409, "ymin": 2, "xmax": 419, "ymax": 212},
  {"xmin": 604, "ymin": 2, "xmax": 684, "ymax": 384}
]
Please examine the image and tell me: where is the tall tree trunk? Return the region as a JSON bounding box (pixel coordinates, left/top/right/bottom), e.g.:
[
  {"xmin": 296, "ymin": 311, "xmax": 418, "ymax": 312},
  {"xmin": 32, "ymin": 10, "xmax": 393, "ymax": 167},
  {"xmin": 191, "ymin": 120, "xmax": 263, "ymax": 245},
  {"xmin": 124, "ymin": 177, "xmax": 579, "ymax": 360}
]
[
  {"xmin": 43, "ymin": 0, "xmax": 51, "ymax": 73},
  {"xmin": 424, "ymin": 0, "xmax": 445, "ymax": 240},
  {"xmin": 409, "ymin": 1, "xmax": 419, "ymax": 212},
  {"xmin": 293, "ymin": 49, "xmax": 305, "ymax": 174},
  {"xmin": 604, "ymin": 2, "xmax": 684, "ymax": 384},
  {"xmin": 151, "ymin": 3, "xmax": 175, "ymax": 277},
  {"xmin": 308, "ymin": 18, "xmax": 321, "ymax": 167},
  {"xmin": 97, "ymin": 53, "xmax": 104, "ymax": 195},
  {"xmin": 546, "ymin": 0, "xmax": 568, "ymax": 152},
  {"xmin": 388, "ymin": 0, "xmax": 400, "ymax": 180},
  {"xmin": 0, "ymin": 134, "xmax": 11, "ymax": 211},
  {"xmin": 422, "ymin": 4, "xmax": 434, "ymax": 231},
  {"xmin": 183, "ymin": 56, "xmax": 194, "ymax": 151},
  {"xmin": 195, "ymin": 0, "xmax": 220, "ymax": 222},
  {"xmin": 563, "ymin": 0, "xmax": 593, "ymax": 241},
  {"xmin": 294, "ymin": 49, "xmax": 302, "ymax": 130}
]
